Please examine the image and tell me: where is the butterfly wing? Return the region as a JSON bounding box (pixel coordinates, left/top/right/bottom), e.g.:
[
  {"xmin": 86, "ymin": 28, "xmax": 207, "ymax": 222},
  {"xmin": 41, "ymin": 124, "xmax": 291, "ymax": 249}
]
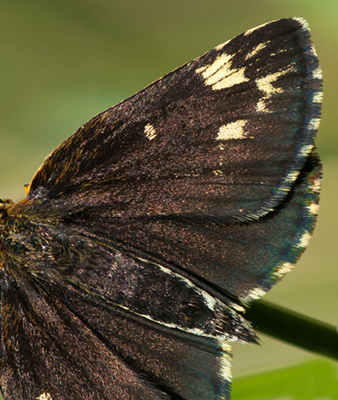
[
  {"xmin": 0, "ymin": 226, "xmax": 234, "ymax": 400},
  {"xmin": 76, "ymin": 151, "xmax": 321, "ymax": 302},
  {"xmin": 1, "ymin": 17, "xmax": 322, "ymax": 400},
  {"xmin": 0, "ymin": 151, "xmax": 320, "ymax": 400},
  {"xmin": 24, "ymin": 17, "xmax": 322, "ymax": 300},
  {"xmin": 0, "ymin": 271, "xmax": 170, "ymax": 400}
]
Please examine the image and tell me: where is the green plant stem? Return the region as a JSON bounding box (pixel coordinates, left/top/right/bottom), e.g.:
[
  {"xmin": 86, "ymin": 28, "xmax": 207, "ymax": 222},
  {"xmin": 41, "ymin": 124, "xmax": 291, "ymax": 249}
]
[{"xmin": 246, "ymin": 300, "xmax": 338, "ymax": 360}]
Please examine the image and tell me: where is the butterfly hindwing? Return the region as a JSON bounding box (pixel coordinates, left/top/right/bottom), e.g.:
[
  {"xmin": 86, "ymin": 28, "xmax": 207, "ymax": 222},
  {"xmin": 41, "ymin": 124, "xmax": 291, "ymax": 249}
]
[
  {"xmin": 1, "ymin": 241, "xmax": 234, "ymax": 400},
  {"xmin": 45, "ymin": 275, "xmax": 234, "ymax": 400},
  {"xmin": 0, "ymin": 271, "xmax": 169, "ymax": 400}
]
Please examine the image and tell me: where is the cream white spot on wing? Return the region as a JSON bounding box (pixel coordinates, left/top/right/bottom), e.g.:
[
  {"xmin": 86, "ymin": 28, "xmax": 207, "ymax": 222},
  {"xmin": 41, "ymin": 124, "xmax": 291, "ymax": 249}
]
[
  {"xmin": 245, "ymin": 287, "xmax": 267, "ymax": 302},
  {"xmin": 310, "ymin": 175, "xmax": 322, "ymax": 192},
  {"xmin": 284, "ymin": 170, "xmax": 299, "ymax": 186},
  {"xmin": 297, "ymin": 231, "xmax": 312, "ymax": 248},
  {"xmin": 275, "ymin": 262, "xmax": 293, "ymax": 278},
  {"xmin": 280, "ymin": 143, "xmax": 317, "ymax": 192},
  {"xmin": 312, "ymin": 66, "xmax": 322, "ymax": 80},
  {"xmin": 245, "ymin": 42, "xmax": 268, "ymax": 59},
  {"xmin": 37, "ymin": 394, "xmax": 53, "ymax": 400},
  {"xmin": 216, "ymin": 120, "xmax": 248, "ymax": 140},
  {"xmin": 196, "ymin": 53, "xmax": 249, "ymax": 90},
  {"xmin": 313, "ymin": 91, "xmax": 323, "ymax": 104},
  {"xmin": 294, "ymin": 17, "xmax": 309, "ymax": 30},
  {"xmin": 310, "ymin": 202, "xmax": 320, "ymax": 215},
  {"xmin": 308, "ymin": 117, "xmax": 321, "ymax": 132},
  {"xmin": 229, "ymin": 302, "xmax": 245, "ymax": 313},
  {"xmin": 218, "ymin": 342, "xmax": 232, "ymax": 382},
  {"xmin": 144, "ymin": 123, "xmax": 156, "ymax": 140},
  {"xmin": 255, "ymin": 66, "xmax": 294, "ymax": 112},
  {"xmin": 256, "ymin": 68, "xmax": 288, "ymax": 96},
  {"xmin": 256, "ymin": 98, "xmax": 268, "ymax": 113},
  {"xmin": 308, "ymin": 202, "xmax": 320, "ymax": 216},
  {"xmin": 197, "ymin": 53, "xmax": 232, "ymax": 78},
  {"xmin": 299, "ymin": 144, "xmax": 313, "ymax": 157}
]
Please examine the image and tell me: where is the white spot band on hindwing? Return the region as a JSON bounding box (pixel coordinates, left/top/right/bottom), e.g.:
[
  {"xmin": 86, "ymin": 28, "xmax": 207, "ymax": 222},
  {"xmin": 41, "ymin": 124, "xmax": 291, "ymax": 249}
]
[
  {"xmin": 218, "ymin": 342, "xmax": 232, "ymax": 383},
  {"xmin": 244, "ymin": 287, "xmax": 267, "ymax": 302},
  {"xmin": 196, "ymin": 53, "xmax": 249, "ymax": 90},
  {"xmin": 129, "ymin": 257, "xmax": 244, "ymax": 341}
]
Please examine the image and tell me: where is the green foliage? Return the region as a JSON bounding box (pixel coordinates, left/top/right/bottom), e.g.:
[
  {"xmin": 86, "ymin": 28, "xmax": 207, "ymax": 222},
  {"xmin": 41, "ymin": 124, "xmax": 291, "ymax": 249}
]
[{"xmin": 233, "ymin": 359, "xmax": 338, "ymax": 400}]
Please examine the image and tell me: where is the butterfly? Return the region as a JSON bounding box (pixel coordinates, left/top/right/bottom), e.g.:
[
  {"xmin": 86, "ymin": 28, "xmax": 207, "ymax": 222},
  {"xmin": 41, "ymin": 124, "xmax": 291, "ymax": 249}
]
[{"xmin": 0, "ymin": 17, "xmax": 322, "ymax": 400}]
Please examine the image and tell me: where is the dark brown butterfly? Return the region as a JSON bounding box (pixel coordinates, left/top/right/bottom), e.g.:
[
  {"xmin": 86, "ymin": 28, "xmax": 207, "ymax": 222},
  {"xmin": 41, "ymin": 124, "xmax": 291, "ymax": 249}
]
[{"xmin": 0, "ymin": 17, "xmax": 322, "ymax": 399}]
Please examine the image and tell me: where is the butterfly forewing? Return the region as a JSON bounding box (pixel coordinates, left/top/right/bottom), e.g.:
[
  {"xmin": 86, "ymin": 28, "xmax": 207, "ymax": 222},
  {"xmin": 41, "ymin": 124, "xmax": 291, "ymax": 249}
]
[
  {"xmin": 24, "ymin": 17, "xmax": 322, "ymax": 302},
  {"xmin": 28, "ymin": 19, "xmax": 321, "ymax": 222},
  {"xmin": 1, "ymin": 17, "xmax": 322, "ymax": 400}
]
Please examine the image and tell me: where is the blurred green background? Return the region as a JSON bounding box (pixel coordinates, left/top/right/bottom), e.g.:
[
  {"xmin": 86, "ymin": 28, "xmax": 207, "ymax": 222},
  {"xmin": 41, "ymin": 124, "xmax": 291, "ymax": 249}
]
[{"xmin": 0, "ymin": 0, "xmax": 337, "ymax": 398}]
